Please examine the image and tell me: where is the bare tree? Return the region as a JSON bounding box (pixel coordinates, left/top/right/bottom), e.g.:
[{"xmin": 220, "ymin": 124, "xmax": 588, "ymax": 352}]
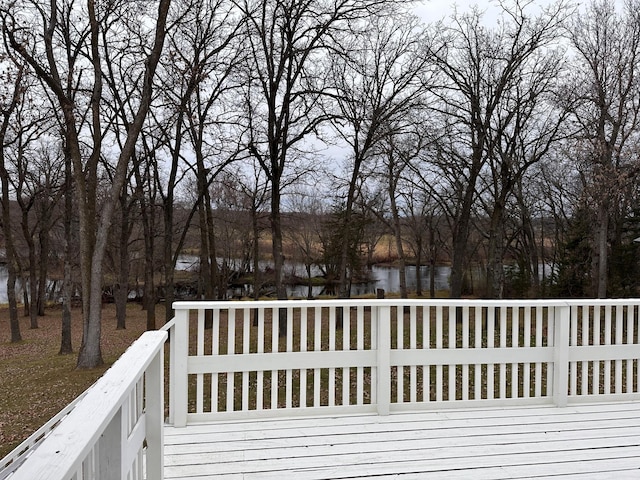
[
  {"xmin": 426, "ymin": 0, "xmax": 570, "ymax": 298},
  {"xmin": 2, "ymin": 0, "xmax": 172, "ymax": 367},
  {"xmin": 0, "ymin": 49, "xmax": 25, "ymax": 343},
  {"xmin": 147, "ymin": 0, "xmax": 241, "ymax": 323},
  {"xmin": 236, "ymin": 0, "xmax": 400, "ymax": 327},
  {"xmin": 566, "ymin": 0, "xmax": 640, "ymax": 297},
  {"xmin": 328, "ymin": 11, "xmax": 430, "ymax": 298}
]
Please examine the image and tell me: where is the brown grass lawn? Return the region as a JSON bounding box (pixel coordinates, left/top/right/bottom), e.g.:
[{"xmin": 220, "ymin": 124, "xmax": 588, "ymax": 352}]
[{"xmin": 0, "ymin": 303, "xmax": 162, "ymax": 459}]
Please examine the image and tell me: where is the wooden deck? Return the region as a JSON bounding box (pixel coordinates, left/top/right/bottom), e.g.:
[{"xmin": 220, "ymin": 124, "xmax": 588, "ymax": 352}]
[{"xmin": 164, "ymin": 402, "xmax": 640, "ymax": 479}]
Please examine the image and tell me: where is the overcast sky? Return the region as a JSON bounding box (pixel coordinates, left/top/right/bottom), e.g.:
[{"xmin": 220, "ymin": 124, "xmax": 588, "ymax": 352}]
[
  {"xmin": 413, "ymin": 0, "xmax": 627, "ymax": 25},
  {"xmin": 412, "ymin": 0, "xmax": 502, "ymax": 24}
]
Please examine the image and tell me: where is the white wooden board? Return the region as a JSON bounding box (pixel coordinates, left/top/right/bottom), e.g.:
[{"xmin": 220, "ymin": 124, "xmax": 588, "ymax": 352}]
[{"xmin": 163, "ymin": 402, "xmax": 640, "ymax": 479}]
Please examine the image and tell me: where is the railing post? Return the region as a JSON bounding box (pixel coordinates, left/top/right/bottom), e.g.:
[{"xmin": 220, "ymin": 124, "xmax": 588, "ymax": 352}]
[
  {"xmin": 377, "ymin": 304, "xmax": 391, "ymax": 415},
  {"xmin": 145, "ymin": 335, "xmax": 166, "ymax": 480},
  {"xmin": 173, "ymin": 307, "xmax": 189, "ymax": 427},
  {"xmin": 553, "ymin": 304, "xmax": 570, "ymax": 407}
]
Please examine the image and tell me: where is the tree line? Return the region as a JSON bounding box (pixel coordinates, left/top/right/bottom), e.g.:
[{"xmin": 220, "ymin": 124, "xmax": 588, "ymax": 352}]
[{"xmin": 1, "ymin": 0, "xmax": 639, "ymax": 368}]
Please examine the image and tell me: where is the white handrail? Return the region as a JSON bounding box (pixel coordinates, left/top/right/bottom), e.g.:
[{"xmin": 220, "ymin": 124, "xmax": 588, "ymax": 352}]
[{"xmin": 4, "ymin": 330, "xmax": 167, "ymax": 480}]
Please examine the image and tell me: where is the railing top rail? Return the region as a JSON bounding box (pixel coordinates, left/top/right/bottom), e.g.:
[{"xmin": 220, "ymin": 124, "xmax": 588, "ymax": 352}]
[
  {"xmin": 160, "ymin": 317, "xmax": 176, "ymax": 331},
  {"xmin": 173, "ymin": 298, "xmax": 640, "ymax": 310},
  {"xmin": 10, "ymin": 330, "xmax": 167, "ymax": 480}
]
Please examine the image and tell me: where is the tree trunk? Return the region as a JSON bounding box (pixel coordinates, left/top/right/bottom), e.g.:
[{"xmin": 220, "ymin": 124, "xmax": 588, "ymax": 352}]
[
  {"xmin": 450, "ymin": 215, "xmax": 471, "ymax": 298},
  {"xmin": 0, "ymin": 194, "xmax": 22, "ymax": 342},
  {"xmin": 429, "ymin": 226, "xmax": 437, "ymax": 299},
  {"xmin": 163, "ymin": 209, "xmax": 176, "ymax": 324},
  {"xmin": 338, "ymin": 159, "xmax": 363, "ymax": 299},
  {"xmin": 486, "ymin": 201, "xmax": 506, "ymax": 299},
  {"xmin": 78, "ymin": 0, "xmax": 172, "ymax": 367},
  {"xmin": 415, "ymin": 235, "xmax": 423, "ymax": 297},
  {"xmin": 252, "ymin": 207, "xmax": 261, "ymax": 300},
  {"xmin": 306, "ymin": 263, "xmax": 313, "ymax": 299},
  {"xmin": 37, "ymin": 226, "xmax": 49, "ymax": 316},
  {"xmin": 144, "ymin": 233, "xmax": 157, "ymax": 331},
  {"xmin": 60, "ymin": 152, "xmax": 73, "ymax": 354},
  {"xmin": 595, "ymin": 202, "xmax": 609, "ymax": 298},
  {"xmin": 389, "ymin": 183, "xmax": 408, "ymax": 299},
  {"xmin": 450, "ymin": 152, "xmax": 483, "ymax": 298},
  {"xmin": 115, "ymin": 196, "xmax": 130, "ymax": 330},
  {"xmin": 21, "ymin": 209, "xmax": 39, "ymax": 329},
  {"xmin": 133, "ymin": 157, "xmax": 156, "ymax": 330},
  {"xmin": 0, "ymin": 67, "xmax": 22, "ymax": 343},
  {"xmin": 198, "ymin": 203, "xmax": 211, "ymax": 299}
]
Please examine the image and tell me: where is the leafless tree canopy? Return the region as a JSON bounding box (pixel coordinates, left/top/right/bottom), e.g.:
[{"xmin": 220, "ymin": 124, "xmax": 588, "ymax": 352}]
[{"xmin": 1, "ymin": 0, "xmax": 640, "ymax": 361}]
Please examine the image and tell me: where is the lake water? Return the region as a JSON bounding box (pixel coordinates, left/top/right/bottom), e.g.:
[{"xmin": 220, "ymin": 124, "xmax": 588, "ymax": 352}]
[{"xmin": 0, "ymin": 263, "xmax": 453, "ymax": 303}]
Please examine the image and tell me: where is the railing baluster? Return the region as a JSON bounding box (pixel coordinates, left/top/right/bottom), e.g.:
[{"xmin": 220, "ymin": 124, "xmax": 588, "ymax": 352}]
[
  {"xmin": 243, "ymin": 309, "xmax": 251, "ymax": 411},
  {"xmin": 329, "ymin": 306, "xmax": 336, "ymax": 407},
  {"xmin": 397, "ymin": 305, "xmax": 404, "ymax": 403},
  {"xmin": 615, "ymin": 306, "xmax": 623, "ymax": 394},
  {"xmin": 314, "ymin": 307, "xmax": 322, "ymax": 407},
  {"xmin": 146, "ymin": 341, "xmax": 164, "ymax": 480},
  {"xmin": 286, "ymin": 307, "xmax": 293, "ymax": 408},
  {"xmin": 474, "ymin": 307, "xmax": 482, "ymax": 400},
  {"xmin": 211, "ymin": 309, "xmax": 220, "ymax": 413},
  {"xmin": 487, "ymin": 307, "xmax": 495, "ymax": 400},
  {"xmin": 271, "ymin": 307, "xmax": 278, "ymax": 409},
  {"xmin": 300, "ymin": 307, "xmax": 308, "ymax": 408},
  {"xmin": 410, "ymin": 305, "xmax": 417, "ymax": 404},
  {"xmin": 424, "ymin": 306, "xmax": 432, "ymax": 402},
  {"xmin": 523, "ymin": 306, "xmax": 531, "ymax": 398},
  {"xmin": 570, "ymin": 305, "xmax": 578, "ymax": 397},
  {"xmin": 499, "ymin": 306, "xmax": 507, "ymax": 399},
  {"xmin": 377, "ymin": 304, "xmax": 391, "ymax": 415},
  {"xmin": 593, "ymin": 306, "xmax": 601, "ymax": 395},
  {"xmin": 581, "ymin": 306, "xmax": 589, "ymax": 395},
  {"xmin": 448, "ymin": 307, "xmax": 456, "ymax": 401},
  {"xmin": 462, "ymin": 306, "xmax": 469, "ymax": 401},
  {"xmin": 626, "ymin": 305, "xmax": 634, "ymax": 394},
  {"xmin": 553, "ymin": 305, "xmax": 570, "ymax": 407},
  {"xmin": 371, "ymin": 304, "xmax": 378, "ymax": 405},
  {"xmin": 173, "ymin": 308, "xmax": 189, "ymax": 427},
  {"xmin": 636, "ymin": 305, "xmax": 640, "ymax": 394},
  {"xmin": 227, "ymin": 309, "xmax": 236, "ymax": 412},
  {"xmin": 604, "ymin": 305, "xmax": 612, "ymax": 394},
  {"xmin": 535, "ymin": 307, "xmax": 543, "ymax": 397},
  {"xmin": 511, "ymin": 307, "xmax": 519, "ymax": 398},
  {"xmin": 436, "ymin": 305, "xmax": 443, "ymax": 402},
  {"xmin": 197, "ymin": 309, "xmax": 205, "ymax": 414},
  {"xmin": 357, "ymin": 306, "xmax": 364, "ymax": 405},
  {"xmin": 257, "ymin": 308, "xmax": 264, "ymax": 411},
  {"xmin": 344, "ymin": 306, "xmax": 351, "ymax": 405}
]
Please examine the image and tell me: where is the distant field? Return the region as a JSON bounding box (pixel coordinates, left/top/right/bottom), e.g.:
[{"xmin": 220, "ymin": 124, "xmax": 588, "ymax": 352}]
[{"xmin": 0, "ymin": 303, "xmax": 159, "ymax": 459}]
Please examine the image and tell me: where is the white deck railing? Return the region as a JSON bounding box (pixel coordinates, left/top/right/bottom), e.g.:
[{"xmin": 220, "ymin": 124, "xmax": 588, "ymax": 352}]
[
  {"xmin": 4, "ymin": 298, "xmax": 640, "ymax": 478},
  {"xmin": 165, "ymin": 299, "xmax": 640, "ymax": 426},
  {"xmin": 1, "ymin": 330, "xmax": 167, "ymax": 480}
]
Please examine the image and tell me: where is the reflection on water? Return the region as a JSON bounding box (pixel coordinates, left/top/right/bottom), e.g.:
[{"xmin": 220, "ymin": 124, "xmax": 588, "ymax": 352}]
[
  {"xmin": 370, "ymin": 265, "xmax": 451, "ymax": 294},
  {"xmin": 286, "ymin": 265, "xmax": 451, "ymax": 298}
]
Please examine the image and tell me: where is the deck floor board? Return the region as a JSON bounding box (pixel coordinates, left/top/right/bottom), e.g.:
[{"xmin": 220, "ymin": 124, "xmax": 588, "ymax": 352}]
[{"xmin": 164, "ymin": 403, "xmax": 640, "ymax": 479}]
